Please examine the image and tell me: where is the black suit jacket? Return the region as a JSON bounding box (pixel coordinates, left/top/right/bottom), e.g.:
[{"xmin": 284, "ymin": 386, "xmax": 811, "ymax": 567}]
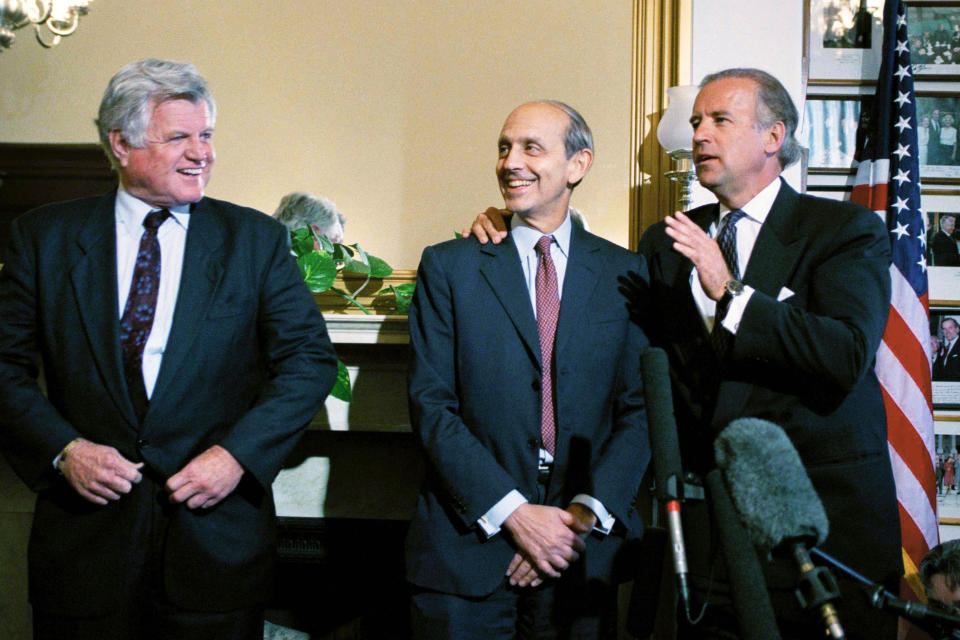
[
  {"xmin": 932, "ymin": 229, "xmax": 960, "ymax": 266},
  {"xmin": 0, "ymin": 192, "xmax": 338, "ymax": 614},
  {"xmin": 638, "ymin": 181, "xmax": 902, "ymax": 635},
  {"xmin": 405, "ymin": 223, "xmax": 651, "ymax": 597}
]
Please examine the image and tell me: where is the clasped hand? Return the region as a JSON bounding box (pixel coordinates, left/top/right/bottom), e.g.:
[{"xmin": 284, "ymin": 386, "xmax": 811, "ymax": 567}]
[{"xmin": 502, "ymin": 503, "xmax": 597, "ymax": 588}]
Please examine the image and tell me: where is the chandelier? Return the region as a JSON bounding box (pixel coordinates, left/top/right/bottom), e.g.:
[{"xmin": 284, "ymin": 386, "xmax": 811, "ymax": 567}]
[{"xmin": 0, "ymin": 0, "xmax": 92, "ymax": 51}]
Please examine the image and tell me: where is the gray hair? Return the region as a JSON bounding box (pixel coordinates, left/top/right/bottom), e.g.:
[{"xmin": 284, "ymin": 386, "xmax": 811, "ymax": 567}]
[
  {"xmin": 700, "ymin": 68, "xmax": 800, "ymax": 169},
  {"xmin": 96, "ymin": 59, "xmax": 216, "ymax": 170},
  {"xmin": 274, "ymin": 192, "xmax": 346, "ymax": 237},
  {"xmin": 538, "ymin": 100, "xmax": 594, "ymax": 158},
  {"xmin": 920, "ymin": 540, "xmax": 960, "ymax": 595}
]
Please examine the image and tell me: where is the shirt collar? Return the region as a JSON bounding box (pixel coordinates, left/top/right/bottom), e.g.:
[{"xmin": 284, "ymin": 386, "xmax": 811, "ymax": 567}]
[
  {"xmin": 509, "ymin": 209, "xmax": 572, "ymax": 258},
  {"xmin": 718, "ymin": 176, "xmax": 782, "ymax": 226},
  {"xmin": 115, "ymin": 187, "xmax": 191, "ymax": 236}
]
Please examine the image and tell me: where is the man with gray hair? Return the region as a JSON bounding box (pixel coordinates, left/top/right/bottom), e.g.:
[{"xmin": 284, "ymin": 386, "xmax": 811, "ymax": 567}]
[
  {"xmin": 0, "ymin": 58, "xmax": 337, "ymax": 639},
  {"xmin": 637, "ymin": 67, "xmax": 902, "ymax": 639}
]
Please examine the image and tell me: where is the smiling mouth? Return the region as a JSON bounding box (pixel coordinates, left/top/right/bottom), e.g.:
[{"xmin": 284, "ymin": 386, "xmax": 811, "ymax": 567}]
[
  {"xmin": 178, "ymin": 167, "xmax": 205, "ymax": 176},
  {"xmin": 501, "ymin": 177, "xmax": 534, "ymax": 190}
]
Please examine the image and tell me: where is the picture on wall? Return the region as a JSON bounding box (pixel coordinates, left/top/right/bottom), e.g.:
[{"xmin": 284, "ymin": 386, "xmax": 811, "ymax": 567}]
[
  {"xmin": 929, "ymin": 211, "xmax": 960, "ymax": 267},
  {"xmin": 806, "ymin": 0, "xmax": 885, "ymax": 82},
  {"xmin": 804, "ymin": 95, "xmax": 874, "ymax": 171},
  {"xmin": 932, "ymin": 308, "xmax": 960, "ymax": 409},
  {"xmin": 907, "ymin": 1, "xmax": 960, "ymax": 78},
  {"xmin": 917, "ymin": 94, "xmax": 960, "ymax": 180}
]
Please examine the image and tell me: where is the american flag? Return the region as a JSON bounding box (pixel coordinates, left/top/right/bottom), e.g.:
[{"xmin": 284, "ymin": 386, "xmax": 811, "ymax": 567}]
[{"xmin": 850, "ymin": 0, "xmax": 938, "ymax": 624}]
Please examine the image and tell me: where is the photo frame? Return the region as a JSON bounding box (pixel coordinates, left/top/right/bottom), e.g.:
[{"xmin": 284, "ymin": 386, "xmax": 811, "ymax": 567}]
[
  {"xmin": 935, "ymin": 413, "xmax": 960, "ymax": 522},
  {"xmin": 804, "ymin": 94, "xmax": 874, "ymax": 172},
  {"xmin": 931, "ymin": 308, "xmax": 960, "ymax": 408},
  {"xmin": 806, "ymin": 0, "xmax": 885, "ymax": 83},
  {"xmin": 925, "ymin": 190, "xmax": 960, "ymax": 302},
  {"xmin": 907, "ymin": 1, "xmax": 960, "ymax": 80},
  {"xmin": 917, "ymin": 94, "xmax": 960, "ymax": 181}
]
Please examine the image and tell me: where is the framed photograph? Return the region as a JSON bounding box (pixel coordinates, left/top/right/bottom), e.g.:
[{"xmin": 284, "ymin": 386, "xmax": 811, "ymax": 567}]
[
  {"xmin": 907, "ymin": 1, "xmax": 960, "ymax": 80},
  {"xmin": 917, "ymin": 94, "xmax": 960, "ymax": 181},
  {"xmin": 929, "ymin": 211, "xmax": 960, "ymax": 266},
  {"xmin": 932, "ymin": 309, "xmax": 960, "ymax": 408},
  {"xmin": 804, "ymin": 95, "xmax": 874, "ymax": 172},
  {"xmin": 935, "ymin": 413, "xmax": 960, "ymax": 520},
  {"xmin": 806, "ymin": 0, "xmax": 885, "ymax": 83}
]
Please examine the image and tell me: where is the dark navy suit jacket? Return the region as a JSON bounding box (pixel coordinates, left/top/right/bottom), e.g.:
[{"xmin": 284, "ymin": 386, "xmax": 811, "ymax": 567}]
[
  {"xmin": 405, "ymin": 222, "xmax": 651, "ymax": 597},
  {"xmin": 0, "ymin": 192, "xmax": 338, "ymax": 614},
  {"xmin": 639, "ymin": 181, "xmax": 902, "ymax": 637}
]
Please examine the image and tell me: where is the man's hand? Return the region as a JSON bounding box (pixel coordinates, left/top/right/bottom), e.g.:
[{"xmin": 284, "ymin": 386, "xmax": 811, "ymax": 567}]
[
  {"xmin": 505, "ymin": 504, "xmax": 597, "ymax": 587},
  {"xmin": 502, "ymin": 504, "xmax": 585, "ymax": 580},
  {"xmin": 664, "ymin": 211, "xmax": 732, "ymax": 300},
  {"xmin": 166, "ymin": 445, "xmax": 244, "ymax": 509},
  {"xmin": 565, "ymin": 502, "xmax": 598, "ymax": 535},
  {"xmin": 461, "ymin": 207, "xmax": 508, "ymax": 244},
  {"xmin": 59, "ymin": 438, "xmax": 144, "ymax": 505}
]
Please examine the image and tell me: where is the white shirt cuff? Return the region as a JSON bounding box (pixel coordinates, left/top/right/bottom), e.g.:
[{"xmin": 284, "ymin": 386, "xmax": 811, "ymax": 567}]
[
  {"xmin": 721, "ymin": 285, "xmax": 755, "ymax": 334},
  {"xmin": 571, "ymin": 494, "xmax": 616, "ymax": 535},
  {"xmin": 478, "ymin": 490, "xmax": 527, "ymax": 538}
]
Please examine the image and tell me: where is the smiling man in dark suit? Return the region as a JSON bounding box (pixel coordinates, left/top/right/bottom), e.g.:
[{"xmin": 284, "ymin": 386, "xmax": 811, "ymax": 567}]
[
  {"xmin": 0, "ymin": 59, "xmax": 337, "ymax": 640},
  {"xmin": 406, "ymin": 101, "xmax": 650, "ymax": 639},
  {"xmin": 637, "ymin": 68, "xmax": 901, "ymax": 639}
]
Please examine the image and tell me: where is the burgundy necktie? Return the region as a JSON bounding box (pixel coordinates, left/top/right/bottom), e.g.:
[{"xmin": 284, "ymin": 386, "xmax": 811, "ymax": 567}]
[
  {"xmin": 535, "ymin": 235, "xmax": 560, "ymax": 455},
  {"xmin": 120, "ymin": 209, "xmax": 170, "ymax": 418}
]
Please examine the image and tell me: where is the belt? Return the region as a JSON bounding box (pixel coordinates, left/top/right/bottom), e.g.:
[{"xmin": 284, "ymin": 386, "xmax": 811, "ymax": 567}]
[{"xmin": 537, "ymin": 463, "xmax": 552, "ymax": 485}]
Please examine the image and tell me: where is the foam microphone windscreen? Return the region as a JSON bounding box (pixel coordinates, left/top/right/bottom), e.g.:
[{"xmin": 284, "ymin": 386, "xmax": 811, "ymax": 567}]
[
  {"xmin": 714, "ymin": 417, "xmax": 829, "ymax": 549},
  {"xmin": 641, "ymin": 347, "xmax": 682, "ymax": 501}
]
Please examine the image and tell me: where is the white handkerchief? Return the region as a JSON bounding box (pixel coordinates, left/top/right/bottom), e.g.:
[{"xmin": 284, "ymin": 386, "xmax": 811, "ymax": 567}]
[{"xmin": 777, "ymin": 286, "xmax": 795, "ymax": 302}]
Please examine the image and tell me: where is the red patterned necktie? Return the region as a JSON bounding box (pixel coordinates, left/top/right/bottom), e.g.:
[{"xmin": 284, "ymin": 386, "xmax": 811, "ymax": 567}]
[
  {"xmin": 119, "ymin": 209, "xmax": 170, "ymax": 417},
  {"xmin": 535, "ymin": 235, "xmax": 560, "ymax": 455}
]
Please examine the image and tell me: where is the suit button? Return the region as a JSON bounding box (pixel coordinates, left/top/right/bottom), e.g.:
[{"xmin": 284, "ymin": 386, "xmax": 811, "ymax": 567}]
[
  {"xmin": 136, "ymin": 438, "xmax": 149, "ymax": 448},
  {"xmin": 531, "ymin": 379, "xmax": 540, "ymax": 391}
]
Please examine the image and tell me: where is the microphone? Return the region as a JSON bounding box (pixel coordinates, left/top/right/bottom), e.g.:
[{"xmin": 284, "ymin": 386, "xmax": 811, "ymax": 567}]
[
  {"xmin": 705, "ymin": 469, "xmax": 781, "ymax": 640},
  {"xmin": 715, "ymin": 418, "xmax": 844, "ymax": 640},
  {"xmin": 641, "ymin": 347, "xmax": 691, "ymax": 617}
]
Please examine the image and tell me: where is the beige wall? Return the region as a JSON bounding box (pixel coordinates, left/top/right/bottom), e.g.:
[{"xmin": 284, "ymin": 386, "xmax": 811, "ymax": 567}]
[{"xmin": 0, "ymin": 1, "xmax": 634, "ymax": 268}]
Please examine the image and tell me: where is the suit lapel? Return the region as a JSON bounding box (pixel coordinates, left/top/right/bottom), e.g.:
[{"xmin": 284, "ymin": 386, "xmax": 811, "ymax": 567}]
[
  {"xmin": 479, "ymin": 237, "xmax": 542, "ymax": 367},
  {"xmin": 712, "ymin": 181, "xmax": 808, "ymax": 428},
  {"xmin": 555, "ymin": 224, "xmax": 600, "ymax": 361},
  {"xmin": 149, "ymin": 198, "xmax": 226, "ymax": 405},
  {"xmin": 70, "ymin": 192, "xmax": 140, "ymax": 427}
]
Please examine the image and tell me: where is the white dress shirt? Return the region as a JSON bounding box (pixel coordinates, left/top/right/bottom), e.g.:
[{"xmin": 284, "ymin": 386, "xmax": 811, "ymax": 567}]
[
  {"xmin": 115, "ymin": 188, "xmax": 190, "ymax": 399},
  {"xmin": 477, "ymin": 211, "xmax": 615, "ymax": 538},
  {"xmin": 691, "ymin": 177, "xmax": 782, "ymax": 334}
]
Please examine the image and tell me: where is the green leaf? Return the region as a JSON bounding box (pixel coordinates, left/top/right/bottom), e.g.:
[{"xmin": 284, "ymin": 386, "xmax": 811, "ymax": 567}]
[
  {"xmin": 290, "ymin": 228, "xmax": 314, "ymax": 257},
  {"xmin": 329, "ymin": 359, "xmax": 352, "ymax": 402},
  {"xmin": 297, "ymin": 252, "xmax": 338, "ymax": 292},
  {"xmin": 319, "ymin": 235, "xmax": 335, "ymax": 253},
  {"xmin": 342, "ymin": 258, "xmax": 371, "ymax": 275},
  {"xmin": 331, "ymin": 243, "xmax": 353, "ymax": 263},
  {"xmin": 390, "ymin": 283, "xmax": 415, "ymax": 314},
  {"xmin": 374, "ymin": 282, "xmax": 416, "ymax": 315},
  {"xmin": 366, "ymin": 254, "xmax": 393, "ymax": 278}
]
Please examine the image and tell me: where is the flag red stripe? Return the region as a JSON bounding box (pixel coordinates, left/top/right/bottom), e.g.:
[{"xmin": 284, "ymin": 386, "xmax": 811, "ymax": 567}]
[
  {"xmin": 851, "ymin": 182, "xmax": 889, "ymax": 210},
  {"xmin": 898, "ymin": 502, "xmax": 931, "ymax": 572},
  {"xmin": 883, "ymin": 390, "xmax": 936, "ymax": 513},
  {"xmin": 883, "ymin": 307, "xmax": 934, "ymax": 408}
]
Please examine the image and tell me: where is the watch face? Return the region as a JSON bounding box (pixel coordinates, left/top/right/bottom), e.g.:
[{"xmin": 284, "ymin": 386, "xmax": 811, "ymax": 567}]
[{"xmin": 726, "ymin": 280, "xmax": 744, "ymax": 295}]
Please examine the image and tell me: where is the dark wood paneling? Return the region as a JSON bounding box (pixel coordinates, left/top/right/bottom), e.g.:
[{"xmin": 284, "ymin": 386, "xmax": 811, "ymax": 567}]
[{"xmin": 0, "ymin": 143, "xmax": 115, "ymax": 261}]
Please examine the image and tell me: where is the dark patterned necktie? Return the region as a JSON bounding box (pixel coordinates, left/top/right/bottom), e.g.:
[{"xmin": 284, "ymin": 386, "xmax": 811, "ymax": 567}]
[
  {"xmin": 711, "ymin": 209, "xmax": 746, "ymax": 355},
  {"xmin": 535, "ymin": 236, "xmax": 560, "ymax": 456},
  {"xmin": 120, "ymin": 209, "xmax": 170, "ymax": 418}
]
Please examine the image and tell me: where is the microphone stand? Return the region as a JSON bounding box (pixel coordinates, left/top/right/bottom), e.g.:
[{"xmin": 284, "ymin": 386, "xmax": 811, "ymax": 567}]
[{"xmin": 811, "ymin": 548, "xmax": 960, "ymax": 639}]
